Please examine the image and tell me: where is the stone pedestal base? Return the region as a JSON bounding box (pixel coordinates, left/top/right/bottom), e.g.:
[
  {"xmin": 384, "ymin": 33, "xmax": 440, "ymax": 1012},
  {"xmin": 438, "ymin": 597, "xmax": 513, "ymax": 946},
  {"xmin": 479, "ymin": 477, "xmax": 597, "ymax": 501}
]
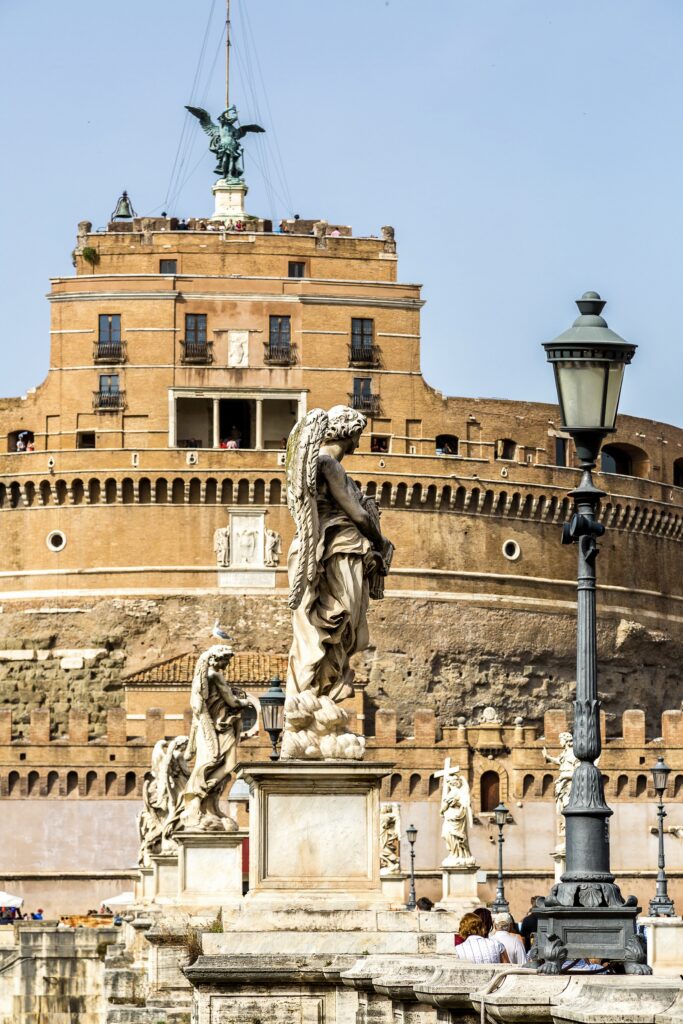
[
  {"xmin": 238, "ymin": 760, "xmax": 393, "ymax": 910},
  {"xmin": 211, "ymin": 180, "xmax": 249, "ymax": 225},
  {"xmin": 136, "ymin": 865, "xmax": 154, "ymax": 902},
  {"xmin": 176, "ymin": 830, "xmax": 246, "ymax": 906},
  {"xmin": 436, "ymin": 863, "xmax": 480, "ymax": 914},
  {"xmin": 150, "ymin": 853, "xmax": 178, "ymax": 903},
  {"xmin": 380, "ymin": 872, "xmax": 406, "ymax": 906},
  {"xmin": 641, "ymin": 916, "xmax": 683, "ymax": 976}
]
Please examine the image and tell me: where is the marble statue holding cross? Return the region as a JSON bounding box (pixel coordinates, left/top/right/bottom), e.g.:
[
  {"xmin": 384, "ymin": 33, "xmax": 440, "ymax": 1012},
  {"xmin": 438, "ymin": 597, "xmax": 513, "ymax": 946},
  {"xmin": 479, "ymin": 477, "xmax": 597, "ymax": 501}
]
[{"xmin": 437, "ymin": 758, "xmax": 476, "ymax": 867}]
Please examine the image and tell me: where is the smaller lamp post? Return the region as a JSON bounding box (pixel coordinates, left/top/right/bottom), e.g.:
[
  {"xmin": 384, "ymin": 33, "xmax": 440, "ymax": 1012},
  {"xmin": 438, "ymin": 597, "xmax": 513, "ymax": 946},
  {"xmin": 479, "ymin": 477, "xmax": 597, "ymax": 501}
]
[
  {"xmin": 490, "ymin": 802, "xmax": 510, "ymax": 914},
  {"xmin": 406, "ymin": 823, "xmax": 418, "ymax": 910},
  {"xmin": 259, "ymin": 675, "xmax": 286, "ymax": 761},
  {"xmin": 649, "ymin": 756, "xmax": 675, "ymax": 917}
]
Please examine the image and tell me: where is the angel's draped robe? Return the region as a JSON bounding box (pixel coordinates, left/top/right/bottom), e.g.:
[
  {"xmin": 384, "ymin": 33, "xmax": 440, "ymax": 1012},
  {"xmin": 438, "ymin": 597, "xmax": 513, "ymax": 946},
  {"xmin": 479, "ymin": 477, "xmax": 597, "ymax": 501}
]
[{"xmin": 287, "ymin": 476, "xmax": 372, "ymax": 703}]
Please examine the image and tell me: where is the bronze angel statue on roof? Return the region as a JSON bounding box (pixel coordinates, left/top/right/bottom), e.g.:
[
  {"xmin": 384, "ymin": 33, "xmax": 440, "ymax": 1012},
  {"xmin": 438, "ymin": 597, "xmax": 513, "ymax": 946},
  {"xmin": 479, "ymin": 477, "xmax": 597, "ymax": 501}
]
[
  {"xmin": 282, "ymin": 406, "xmax": 394, "ymax": 760},
  {"xmin": 185, "ymin": 104, "xmax": 265, "ymax": 182}
]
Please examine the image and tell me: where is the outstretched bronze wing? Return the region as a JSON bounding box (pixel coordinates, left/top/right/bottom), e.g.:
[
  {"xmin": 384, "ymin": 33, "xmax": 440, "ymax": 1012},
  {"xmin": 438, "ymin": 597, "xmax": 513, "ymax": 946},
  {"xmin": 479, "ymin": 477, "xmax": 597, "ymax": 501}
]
[
  {"xmin": 237, "ymin": 123, "xmax": 265, "ymax": 138},
  {"xmin": 185, "ymin": 105, "xmax": 219, "ymax": 140},
  {"xmin": 286, "ymin": 409, "xmax": 328, "ymax": 610}
]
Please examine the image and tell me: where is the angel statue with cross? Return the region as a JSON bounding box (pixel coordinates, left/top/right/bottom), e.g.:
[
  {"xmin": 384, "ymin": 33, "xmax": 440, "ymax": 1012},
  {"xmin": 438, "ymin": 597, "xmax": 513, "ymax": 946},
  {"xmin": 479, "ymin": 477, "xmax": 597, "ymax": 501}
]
[
  {"xmin": 437, "ymin": 758, "xmax": 476, "ymax": 867},
  {"xmin": 282, "ymin": 406, "xmax": 394, "ymax": 760},
  {"xmin": 186, "ymin": 104, "xmax": 264, "ymax": 182}
]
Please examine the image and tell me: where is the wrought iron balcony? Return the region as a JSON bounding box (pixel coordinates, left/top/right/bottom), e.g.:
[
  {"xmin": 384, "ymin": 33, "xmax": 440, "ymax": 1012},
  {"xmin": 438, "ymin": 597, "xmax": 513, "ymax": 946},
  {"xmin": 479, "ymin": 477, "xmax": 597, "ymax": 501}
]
[
  {"xmin": 180, "ymin": 340, "xmax": 214, "ymax": 365},
  {"xmin": 264, "ymin": 342, "xmax": 296, "ymax": 366},
  {"xmin": 93, "ymin": 340, "xmax": 126, "ymax": 364},
  {"xmin": 349, "ymin": 343, "xmax": 380, "ymax": 368},
  {"xmin": 92, "ymin": 390, "xmax": 125, "ymax": 411},
  {"xmin": 349, "ymin": 392, "xmax": 380, "ymax": 417}
]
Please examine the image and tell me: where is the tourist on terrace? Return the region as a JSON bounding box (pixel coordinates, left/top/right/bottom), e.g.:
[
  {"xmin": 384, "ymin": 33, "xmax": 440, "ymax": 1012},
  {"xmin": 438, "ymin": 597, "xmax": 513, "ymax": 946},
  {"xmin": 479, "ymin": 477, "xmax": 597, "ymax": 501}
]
[
  {"xmin": 520, "ymin": 895, "xmax": 542, "ymax": 950},
  {"xmin": 490, "ymin": 912, "xmax": 526, "ymax": 964},
  {"xmin": 473, "ymin": 906, "xmax": 493, "ymax": 936},
  {"xmin": 416, "ymin": 897, "xmax": 434, "ymax": 912},
  {"xmin": 454, "ymin": 913, "xmax": 508, "ymax": 964}
]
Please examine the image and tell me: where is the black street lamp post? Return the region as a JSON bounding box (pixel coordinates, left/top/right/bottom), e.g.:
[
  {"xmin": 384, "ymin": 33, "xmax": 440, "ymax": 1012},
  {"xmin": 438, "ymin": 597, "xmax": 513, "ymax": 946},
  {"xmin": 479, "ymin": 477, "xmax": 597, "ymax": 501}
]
[
  {"xmin": 406, "ymin": 823, "xmax": 418, "ymax": 910},
  {"xmin": 534, "ymin": 292, "xmax": 651, "ymax": 975},
  {"xmin": 649, "ymin": 756, "xmax": 675, "ymax": 917},
  {"xmin": 490, "ymin": 802, "xmax": 510, "ymax": 914}
]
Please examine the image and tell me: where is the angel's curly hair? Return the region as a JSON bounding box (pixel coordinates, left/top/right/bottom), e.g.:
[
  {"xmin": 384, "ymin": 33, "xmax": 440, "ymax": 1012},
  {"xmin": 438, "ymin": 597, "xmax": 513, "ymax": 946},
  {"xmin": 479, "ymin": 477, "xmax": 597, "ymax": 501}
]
[{"xmin": 325, "ymin": 405, "xmax": 367, "ymax": 441}]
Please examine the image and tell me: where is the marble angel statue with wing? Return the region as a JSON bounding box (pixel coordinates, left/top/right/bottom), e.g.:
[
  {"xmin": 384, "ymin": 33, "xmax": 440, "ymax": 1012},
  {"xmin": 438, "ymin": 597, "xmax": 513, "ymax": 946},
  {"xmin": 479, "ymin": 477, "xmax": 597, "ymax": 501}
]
[
  {"xmin": 185, "ymin": 104, "xmax": 264, "ymax": 182},
  {"xmin": 282, "ymin": 405, "xmax": 394, "ymax": 760}
]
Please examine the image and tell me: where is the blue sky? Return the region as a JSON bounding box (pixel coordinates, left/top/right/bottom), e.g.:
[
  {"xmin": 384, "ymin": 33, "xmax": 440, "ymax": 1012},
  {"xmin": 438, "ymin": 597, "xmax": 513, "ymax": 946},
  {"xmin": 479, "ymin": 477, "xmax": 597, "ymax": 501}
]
[{"xmin": 0, "ymin": 0, "xmax": 681, "ymax": 426}]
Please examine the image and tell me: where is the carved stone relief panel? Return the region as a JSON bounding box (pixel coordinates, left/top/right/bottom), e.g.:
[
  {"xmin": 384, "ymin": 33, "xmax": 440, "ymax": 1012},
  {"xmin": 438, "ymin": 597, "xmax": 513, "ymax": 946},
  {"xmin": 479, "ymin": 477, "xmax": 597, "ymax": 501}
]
[{"xmin": 227, "ymin": 330, "xmax": 249, "ymax": 368}]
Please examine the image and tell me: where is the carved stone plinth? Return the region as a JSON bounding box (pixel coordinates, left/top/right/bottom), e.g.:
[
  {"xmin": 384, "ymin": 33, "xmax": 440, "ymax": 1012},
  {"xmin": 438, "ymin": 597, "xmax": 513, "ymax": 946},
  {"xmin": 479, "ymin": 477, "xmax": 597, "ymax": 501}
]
[
  {"xmin": 238, "ymin": 761, "xmax": 393, "ymax": 909},
  {"xmin": 640, "ymin": 916, "xmax": 683, "ymax": 976},
  {"xmin": 436, "ymin": 863, "xmax": 480, "ymax": 915},
  {"xmin": 176, "ymin": 829, "xmax": 246, "ymax": 906},
  {"xmin": 211, "ymin": 180, "xmax": 261, "ymax": 227},
  {"xmin": 150, "ymin": 853, "xmax": 178, "ymax": 903},
  {"xmin": 380, "ymin": 873, "xmax": 406, "ymax": 906},
  {"xmin": 136, "ymin": 865, "xmax": 154, "ymax": 902}
]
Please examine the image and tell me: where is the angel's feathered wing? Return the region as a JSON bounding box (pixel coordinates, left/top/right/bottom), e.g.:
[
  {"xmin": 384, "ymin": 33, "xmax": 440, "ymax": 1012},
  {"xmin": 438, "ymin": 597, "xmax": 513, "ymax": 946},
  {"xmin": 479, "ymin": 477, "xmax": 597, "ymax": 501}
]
[
  {"xmin": 185, "ymin": 105, "xmax": 218, "ymax": 140},
  {"xmin": 237, "ymin": 123, "xmax": 265, "ymax": 138},
  {"xmin": 286, "ymin": 409, "xmax": 328, "ymax": 610}
]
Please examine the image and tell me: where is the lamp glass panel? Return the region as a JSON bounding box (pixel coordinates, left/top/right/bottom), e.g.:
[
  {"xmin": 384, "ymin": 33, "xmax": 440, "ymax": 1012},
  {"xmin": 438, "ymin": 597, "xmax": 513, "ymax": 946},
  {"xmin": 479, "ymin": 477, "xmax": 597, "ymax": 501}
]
[
  {"xmin": 261, "ymin": 702, "xmax": 282, "ymax": 731},
  {"xmin": 494, "ymin": 805, "xmax": 507, "ymax": 826},
  {"xmin": 651, "ymin": 761, "xmax": 670, "ymax": 794},
  {"xmin": 555, "ymin": 363, "xmax": 608, "ymax": 429},
  {"xmin": 603, "ymin": 363, "xmax": 626, "ymax": 430}
]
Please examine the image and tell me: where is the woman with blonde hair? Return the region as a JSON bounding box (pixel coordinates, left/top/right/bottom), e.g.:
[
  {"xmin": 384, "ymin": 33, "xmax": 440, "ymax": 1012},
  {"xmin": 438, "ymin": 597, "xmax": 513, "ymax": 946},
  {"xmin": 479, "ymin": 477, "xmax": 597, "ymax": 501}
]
[{"xmin": 454, "ymin": 912, "xmax": 509, "ymax": 964}]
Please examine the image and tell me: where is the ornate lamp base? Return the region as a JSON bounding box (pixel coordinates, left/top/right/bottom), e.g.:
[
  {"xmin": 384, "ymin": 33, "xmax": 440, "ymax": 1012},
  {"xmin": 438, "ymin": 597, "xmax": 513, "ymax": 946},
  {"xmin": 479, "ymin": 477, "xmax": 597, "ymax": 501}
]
[
  {"xmin": 648, "ymin": 894, "xmax": 677, "ymax": 918},
  {"xmin": 532, "ymin": 904, "xmax": 651, "ymax": 975}
]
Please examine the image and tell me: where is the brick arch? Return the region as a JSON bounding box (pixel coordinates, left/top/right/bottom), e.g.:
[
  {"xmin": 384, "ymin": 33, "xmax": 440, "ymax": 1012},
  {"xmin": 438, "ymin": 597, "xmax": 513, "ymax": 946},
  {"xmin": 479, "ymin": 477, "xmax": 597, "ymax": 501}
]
[
  {"xmin": 408, "ymin": 772, "xmax": 422, "ymax": 797},
  {"xmin": 138, "ymin": 477, "xmax": 152, "ymax": 504},
  {"xmin": 155, "ymin": 477, "xmax": 168, "ymax": 503},
  {"xmin": 388, "ymin": 772, "xmax": 402, "ymax": 798},
  {"xmin": 188, "ymin": 477, "xmax": 202, "ymax": 504},
  {"xmin": 121, "ymin": 478, "xmax": 135, "ymax": 504},
  {"xmin": 253, "ymin": 479, "xmax": 265, "ymax": 504},
  {"xmin": 205, "ymin": 477, "xmax": 218, "ymax": 504},
  {"xmin": 88, "ymin": 478, "xmax": 101, "ymax": 504},
  {"xmin": 471, "ymin": 761, "xmax": 509, "ymax": 810}
]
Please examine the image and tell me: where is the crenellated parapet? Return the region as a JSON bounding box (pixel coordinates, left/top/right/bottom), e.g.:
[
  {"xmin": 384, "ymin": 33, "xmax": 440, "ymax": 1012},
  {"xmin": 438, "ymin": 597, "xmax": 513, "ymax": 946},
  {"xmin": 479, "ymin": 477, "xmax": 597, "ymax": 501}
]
[
  {"xmin": 369, "ymin": 707, "xmax": 683, "ymax": 809},
  {"xmin": 1, "ymin": 703, "xmax": 680, "ymax": 808}
]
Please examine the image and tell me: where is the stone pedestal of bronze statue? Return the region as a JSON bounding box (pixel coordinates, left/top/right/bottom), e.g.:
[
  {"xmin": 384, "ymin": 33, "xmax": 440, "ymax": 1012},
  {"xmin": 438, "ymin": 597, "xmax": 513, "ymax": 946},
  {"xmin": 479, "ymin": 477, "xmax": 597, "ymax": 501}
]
[{"xmin": 211, "ymin": 179, "xmax": 248, "ymax": 223}]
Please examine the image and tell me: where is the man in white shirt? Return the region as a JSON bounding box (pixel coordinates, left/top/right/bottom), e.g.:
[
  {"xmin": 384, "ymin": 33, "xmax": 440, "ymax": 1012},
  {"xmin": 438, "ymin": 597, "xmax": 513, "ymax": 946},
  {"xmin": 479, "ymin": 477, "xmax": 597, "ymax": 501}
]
[{"xmin": 490, "ymin": 911, "xmax": 527, "ymax": 965}]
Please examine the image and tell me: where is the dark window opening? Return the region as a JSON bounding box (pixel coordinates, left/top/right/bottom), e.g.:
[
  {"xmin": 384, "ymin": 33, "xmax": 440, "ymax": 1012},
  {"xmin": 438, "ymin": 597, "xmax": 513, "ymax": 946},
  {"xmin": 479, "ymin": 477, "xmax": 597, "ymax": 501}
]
[
  {"xmin": 219, "ymin": 399, "xmax": 252, "ymax": 450},
  {"xmin": 601, "ymin": 446, "xmax": 632, "ymax": 476},
  {"xmin": 495, "ymin": 438, "xmax": 517, "ymax": 461},
  {"xmin": 99, "ymin": 374, "xmax": 119, "ymax": 394},
  {"xmin": 371, "ymin": 435, "xmax": 389, "ymax": 453},
  {"xmin": 480, "ymin": 770, "xmax": 500, "ymax": 812},
  {"xmin": 98, "ymin": 314, "xmax": 121, "ymax": 343},
  {"xmin": 77, "ymin": 432, "xmax": 96, "ymax": 450},
  {"xmin": 288, "ymin": 261, "xmax": 305, "ymax": 278},
  {"xmin": 186, "ymin": 313, "xmax": 207, "ymax": 345},
  {"xmin": 555, "ymin": 436, "xmax": 568, "ymax": 467},
  {"xmin": 8, "ymin": 430, "xmax": 34, "ymax": 453},
  {"xmin": 350, "ymin": 318, "xmax": 376, "ymax": 364},
  {"xmin": 266, "ymin": 316, "xmax": 293, "ymax": 364},
  {"xmin": 160, "ymin": 259, "xmax": 177, "ymax": 274},
  {"xmin": 436, "ymin": 434, "xmax": 459, "ymax": 456},
  {"xmin": 673, "ymin": 459, "xmax": 683, "ymax": 488}
]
